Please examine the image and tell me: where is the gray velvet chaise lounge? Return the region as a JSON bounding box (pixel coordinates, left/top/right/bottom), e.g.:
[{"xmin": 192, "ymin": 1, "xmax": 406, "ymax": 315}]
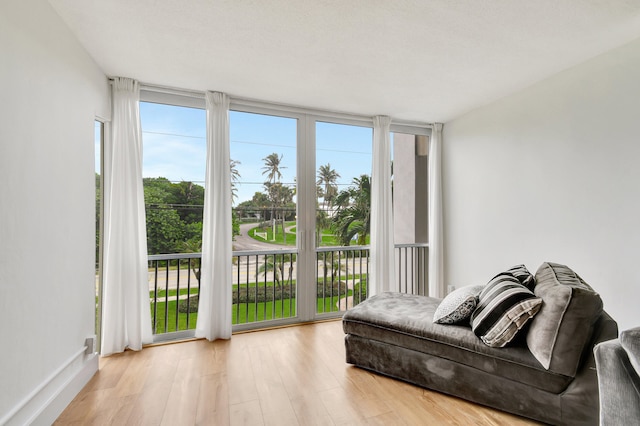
[
  {"xmin": 343, "ymin": 262, "xmax": 617, "ymax": 425},
  {"xmin": 594, "ymin": 327, "xmax": 640, "ymax": 425}
]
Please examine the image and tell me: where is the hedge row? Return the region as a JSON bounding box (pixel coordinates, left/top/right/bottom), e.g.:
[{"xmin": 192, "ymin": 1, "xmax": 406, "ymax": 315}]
[{"xmin": 178, "ymin": 281, "xmax": 352, "ymax": 313}]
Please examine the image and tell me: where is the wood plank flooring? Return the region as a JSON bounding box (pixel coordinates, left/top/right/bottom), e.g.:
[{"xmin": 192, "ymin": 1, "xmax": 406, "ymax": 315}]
[{"xmin": 55, "ymin": 320, "xmax": 539, "ymax": 425}]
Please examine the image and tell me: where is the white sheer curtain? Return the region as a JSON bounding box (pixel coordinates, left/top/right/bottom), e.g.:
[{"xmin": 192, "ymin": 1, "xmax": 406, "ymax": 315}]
[
  {"xmin": 369, "ymin": 116, "xmax": 395, "ymax": 297},
  {"xmin": 101, "ymin": 77, "xmax": 152, "ymax": 356},
  {"xmin": 429, "ymin": 123, "xmax": 445, "ymax": 297},
  {"xmin": 195, "ymin": 92, "xmax": 232, "ymax": 340}
]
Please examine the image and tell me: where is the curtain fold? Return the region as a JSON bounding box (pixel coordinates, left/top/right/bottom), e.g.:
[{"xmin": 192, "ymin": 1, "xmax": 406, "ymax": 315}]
[
  {"xmin": 429, "ymin": 123, "xmax": 445, "ymax": 297},
  {"xmin": 195, "ymin": 91, "xmax": 232, "ymax": 340},
  {"xmin": 369, "ymin": 116, "xmax": 395, "ymax": 297},
  {"xmin": 101, "ymin": 77, "xmax": 152, "ymax": 356}
]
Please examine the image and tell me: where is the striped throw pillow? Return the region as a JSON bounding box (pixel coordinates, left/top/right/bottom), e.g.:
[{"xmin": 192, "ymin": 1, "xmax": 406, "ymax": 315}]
[
  {"xmin": 506, "ymin": 264, "xmax": 536, "ymax": 291},
  {"xmin": 471, "ymin": 272, "xmax": 542, "ymax": 348}
]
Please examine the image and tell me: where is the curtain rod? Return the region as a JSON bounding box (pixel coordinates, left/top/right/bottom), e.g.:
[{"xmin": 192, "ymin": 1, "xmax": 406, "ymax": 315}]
[
  {"xmin": 112, "ymin": 78, "xmax": 433, "ymax": 129},
  {"xmin": 140, "ymin": 83, "xmax": 204, "ymax": 99}
]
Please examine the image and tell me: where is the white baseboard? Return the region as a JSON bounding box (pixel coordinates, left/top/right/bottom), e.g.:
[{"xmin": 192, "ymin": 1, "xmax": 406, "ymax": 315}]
[
  {"xmin": 32, "ymin": 354, "xmax": 98, "ymax": 425},
  {"xmin": 2, "ymin": 351, "xmax": 98, "ymax": 426}
]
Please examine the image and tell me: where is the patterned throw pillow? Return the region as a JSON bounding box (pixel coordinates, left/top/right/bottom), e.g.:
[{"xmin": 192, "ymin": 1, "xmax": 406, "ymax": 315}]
[
  {"xmin": 433, "ymin": 285, "xmax": 484, "ymax": 324},
  {"xmin": 471, "ymin": 272, "xmax": 542, "ymax": 347},
  {"xmin": 506, "ymin": 264, "xmax": 536, "ymax": 291}
]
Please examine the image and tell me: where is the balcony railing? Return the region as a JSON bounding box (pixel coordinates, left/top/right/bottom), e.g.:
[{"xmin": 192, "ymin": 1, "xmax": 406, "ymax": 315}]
[
  {"xmin": 147, "ymin": 253, "xmax": 201, "ymax": 337},
  {"xmin": 148, "ymin": 243, "xmax": 428, "ymax": 339},
  {"xmin": 316, "ymin": 246, "xmax": 369, "ymax": 313},
  {"xmin": 395, "ymin": 243, "xmax": 429, "ymax": 296},
  {"xmin": 232, "ymin": 248, "xmax": 297, "ymax": 325}
]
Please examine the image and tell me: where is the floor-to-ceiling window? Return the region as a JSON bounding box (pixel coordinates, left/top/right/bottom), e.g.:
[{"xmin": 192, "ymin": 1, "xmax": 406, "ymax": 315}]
[
  {"xmin": 230, "ymin": 110, "xmax": 299, "ymax": 327},
  {"xmin": 135, "ymin": 89, "xmax": 430, "ymax": 338},
  {"xmin": 94, "ymin": 119, "xmax": 104, "ymax": 345},
  {"xmin": 140, "ymin": 98, "xmax": 206, "ymax": 336},
  {"xmin": 315, "ymin": 121, "xmax": 372, "ymax": 315}
]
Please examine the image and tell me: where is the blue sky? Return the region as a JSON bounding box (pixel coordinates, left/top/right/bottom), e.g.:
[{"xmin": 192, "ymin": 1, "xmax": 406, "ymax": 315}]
[{"xmin": 124, "ymin": 102, "xmax": 374, "ymax": 205}]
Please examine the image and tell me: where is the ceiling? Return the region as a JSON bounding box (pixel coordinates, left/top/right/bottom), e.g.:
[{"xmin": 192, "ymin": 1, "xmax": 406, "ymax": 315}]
[{"xmin": 48, "ymin": 0, "xmax": 640, "ymax": 123}]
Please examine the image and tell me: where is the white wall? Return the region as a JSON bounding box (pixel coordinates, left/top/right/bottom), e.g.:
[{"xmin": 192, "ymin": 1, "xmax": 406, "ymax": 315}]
[
  {"xmin": 0, "ymin": 0, "xmax": 109, "ymax": 423},
  {"xmin": 443, "ymin": 37, "xmax": 640, "ymax": 331},
  {"xmin": 393, "ymin": 133, "xmax": 416, "ymax": 244}
]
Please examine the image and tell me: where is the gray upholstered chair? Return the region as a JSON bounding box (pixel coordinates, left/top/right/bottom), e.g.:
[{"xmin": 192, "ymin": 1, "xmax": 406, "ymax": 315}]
[{"xmin": 594, "ymin": 327, "xmax": 640, "ymax": 425}]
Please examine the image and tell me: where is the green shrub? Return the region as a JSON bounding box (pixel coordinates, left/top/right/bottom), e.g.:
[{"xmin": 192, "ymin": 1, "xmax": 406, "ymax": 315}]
[{"xmin": 178, "ymin": 280, "xmax": 350, "ymax": 313}]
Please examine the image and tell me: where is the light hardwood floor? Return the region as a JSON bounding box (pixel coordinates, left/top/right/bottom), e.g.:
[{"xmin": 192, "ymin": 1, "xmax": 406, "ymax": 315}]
[{"xmin": 55, "ymin": 320, "xmax": 539, "ymax": 425}]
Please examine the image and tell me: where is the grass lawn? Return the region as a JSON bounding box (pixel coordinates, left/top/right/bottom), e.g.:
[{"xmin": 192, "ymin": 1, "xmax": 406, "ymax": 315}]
[
  {"xmin": 154, "ymin": 287, "xmax": 199, "ymax": 298},
  {"xmin": 233, "ymin": 298, "xmax": 297, "ymax": 324},
  {"xmin": 150, "ymin": 274, "xmax": 367, "ymax": 334},
  {"xmin": 152, "ymin": 300, "xmax": 197, "ymax": 334},
  {"xmin": 318, "ymin": 233, "xmax": 341, "ymax": 246},
  {"xmin": 151, "ymin": 294, "xmax": 352, "ymax": 334},
  {"xmin": 248, "ymin": 223, "xmax": 344, "ymax": 247},
  {"xmin": 249, "ymin": 221, "xmax": 296, "ymax": 245}
]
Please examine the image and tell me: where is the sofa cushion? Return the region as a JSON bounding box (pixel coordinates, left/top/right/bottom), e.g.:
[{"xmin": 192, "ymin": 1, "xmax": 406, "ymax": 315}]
[
  {"xmin": 471, "ymin": 273, "xmax": 542, "ymax": 347},
  {"xmin": 620, "ymin": 327, "xmax": 640, "ymax": 377},
  {"xmin": 343, "ymin": 292, "xmax": 573, "ymax": 393},
  {"xmin": 526, "ymin": 262, "xmax": 603, "ymax": 376},
  {"xmin": 433, "ymin": 284, "xmax": 484, "ymax": 324}
]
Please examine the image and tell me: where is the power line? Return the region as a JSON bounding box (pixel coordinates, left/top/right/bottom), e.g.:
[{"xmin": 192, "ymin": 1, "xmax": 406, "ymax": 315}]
[
  {"xmin": 142, "ymin": 131, "xmax": 370, "ymax": 155},
  {"xmin": 146, "ymin": 204, "xmax": 203, "ymax": 209},
  {"xmin": 231, "ymin": 140, "xmax": 295, "ymax": 149},
  {"xmin": 316, "ymin": 147, "xmax": 370, "ymax": 155},
  {"xmin": 143, "ymin": 130, "xmax": 204, "ymax": 139},
  {"xmin": 140, "ymin": 178, "xmax": 363, "ymax": 187}
]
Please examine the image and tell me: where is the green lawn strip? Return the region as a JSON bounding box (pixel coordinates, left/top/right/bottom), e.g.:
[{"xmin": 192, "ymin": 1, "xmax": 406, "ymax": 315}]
[
  {"xmin": 249, "ymin": 221, "xmax": 296, "ymax": 245},
  {"xmin": 152, "ymin": 299, "xmax": 300, "ymax": 331},
  {"xmin": 151, "ymin": 275, "xmax": 365, "ymax": 299},
  {"xmin": 231, "ymin": 274, "xmax": 363, "ymax": 290},
  {"xmin": 152, "ymin": 287, "xmax": 200, "ymax": 299},
  {"xmin": 150, "ymin": 275, "xmax": 367, "ymax": 334},
  {"xmin": 151, "ymin": 292, "xmax": 357, "ymax": 333},
  {"xmin": 317, "ymin": 294, "xmax": 346, "ymax": 313},
  {"xmin": 248, "ymin": 223, "xmax": 350, "ymax": 247},
  {"xmin": 319, "ymin": 234, "xmax": 341, "ymax": 246},
  {"xmin": 233, "ymin": 299, "xmax": 297, "ymax": 324},
  {"xmin": 151, "ymin": 299, "xmax": 197, "ymax": 333}
]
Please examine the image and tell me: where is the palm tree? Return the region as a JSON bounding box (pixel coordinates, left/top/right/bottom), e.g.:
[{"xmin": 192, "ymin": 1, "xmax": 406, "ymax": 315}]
[
  {"xmin": 230, "ymin": 159, "xmax": 241, "ymax": 204},
  {"xmin": 317, "ymin": 250, "xmax": 349, "ymax": 283},
  {"xmin": 261, "ymin": 152, "xmax": 286, "ymax": 228},
  {"xmin": 317, "ymin": 163, "xmax": 340, "ymax": 212},
  {"xmin": 261, "ymin": 153, "xmax": 285, "ymax": 185},
  {"xmin": 332, "ymin": 175, "xmax": 371, "ymax": 246},
  {"xmin": 264, "ymin": 181, "xmax": 294, "ymax": 242},
  {"xmin": 258, "ymin": 253, "xmax": 294, "ymax": 289},
  {"xmin": 316, "ymin": 209, "xmax": 330, "ymax": 246}
]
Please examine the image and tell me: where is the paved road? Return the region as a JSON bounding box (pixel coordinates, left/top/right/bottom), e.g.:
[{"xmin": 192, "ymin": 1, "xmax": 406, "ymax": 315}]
[
  {"xmin": 146, "ymin": 223, "xmax": 348, "ymax": 292},
  {"xmin": 233, "ymin": 222, "xmax": 289, "ymax": 252},
  {"xmin": 146, "ymin": 223, "xmax": 294, "ymax": 291}
]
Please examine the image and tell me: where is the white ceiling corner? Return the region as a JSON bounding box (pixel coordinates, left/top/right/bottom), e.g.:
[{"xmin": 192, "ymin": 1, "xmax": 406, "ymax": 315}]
[{"xmin": 48, "ymin": 0, "xmax": 640, "ymax": 122}]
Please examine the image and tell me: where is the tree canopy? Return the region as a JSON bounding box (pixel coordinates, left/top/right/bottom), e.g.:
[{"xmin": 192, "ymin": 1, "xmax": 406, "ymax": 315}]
[
  {"xmin": 143, "ymin": 178, "xmax": 203, "ymax": 254},
  {"xmin": 96, "ymin": 155, "xmax": 373, "ymax": 256},
  {"xmin": 332, "ymin": 174, "xmax": 371, "ymax": 246}
]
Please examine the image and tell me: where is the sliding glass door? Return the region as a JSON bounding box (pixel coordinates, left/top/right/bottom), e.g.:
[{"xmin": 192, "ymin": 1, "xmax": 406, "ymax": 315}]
[
  {"xmin": 230, "ymin": 110, "xmax": 299, "ymax": 328},
  {"xmin": 314, "ymin": 121, "xmax": 372, "ymax": 316},
  {"xmin": 229, "ymin": 109, "xmax": 376, "ymax": 325},
  {"xmin": 136, "ymin": 89, "xmax": 430, "ymax": 336}
]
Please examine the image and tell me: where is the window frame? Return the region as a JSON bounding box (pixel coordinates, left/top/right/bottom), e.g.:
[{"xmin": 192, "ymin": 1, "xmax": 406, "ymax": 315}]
[{"xmin": 138, "ymin": 86, "xmax": 432, "ymax": 327}]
